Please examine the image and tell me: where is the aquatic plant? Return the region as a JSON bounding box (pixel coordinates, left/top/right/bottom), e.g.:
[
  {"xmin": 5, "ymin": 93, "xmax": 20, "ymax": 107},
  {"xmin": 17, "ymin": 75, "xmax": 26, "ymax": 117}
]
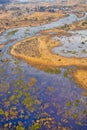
[
  {"xmin": 47, "ymin": 86, "xmax": 54, "ymax": 92},
  {"xmin": 16, "ymin": 122, "xmax": 25, "ymax": 130},
  {"xmin": 7, "ymin": 30, "xmax": 18, "ymax": 36},
  {"xmin": 23, "ymin": 97, "xmax": 34, "ymax": 112},
  {"xmin": 72, "ymin": 113, "xmax": 78, "ymax": 119},
  {"xmin": 28, "ymin": 77, "xmax": 37, "ymax": 87},
  {"xmin": 0, "ymin": 108, "xmax": 4, "ymax": 115},
  {"xmin": 29, "ymin": 117, "xmax": 55, "ymax": 130},
  {"xmin": 74, "ymin": 100, "xmax": 80, "ymax": 107},
  {"xmin": 66, "ymin": 101, "xmax": 72, "ymax": 107},
  {"xmin": 82, "ymin": 21, "xmax": 87, "ymax": 26},
  {"xmin": 30, "ymin": 123, "xmax": 41, "ymax": 130},
  {"xmin": 82, "ymin": 110, "xmax": 87, "ymax": 115},
  {"xmin": 63, "ymin": 68, "xmax": 72, "ymax": 78},
  {"xmin": 45, "ymin": 68, "xmax": 61, "ymax": 74}
]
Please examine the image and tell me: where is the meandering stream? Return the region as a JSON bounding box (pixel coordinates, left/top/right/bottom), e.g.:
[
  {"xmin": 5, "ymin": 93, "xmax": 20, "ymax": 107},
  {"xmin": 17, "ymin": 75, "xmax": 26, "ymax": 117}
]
[{"xmin": 0, "ymin": 12, "xmax": 87, "ymax": 129}]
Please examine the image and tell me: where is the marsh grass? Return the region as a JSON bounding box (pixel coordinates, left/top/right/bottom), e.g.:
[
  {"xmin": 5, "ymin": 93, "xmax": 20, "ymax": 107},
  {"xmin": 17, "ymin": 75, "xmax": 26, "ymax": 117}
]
[{"xmin": 6, "ymin": 30, "xmax": 18, "ymax": 38}]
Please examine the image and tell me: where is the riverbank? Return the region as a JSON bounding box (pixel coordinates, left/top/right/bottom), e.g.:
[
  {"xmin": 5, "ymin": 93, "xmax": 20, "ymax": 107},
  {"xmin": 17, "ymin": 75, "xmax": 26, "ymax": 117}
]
[
  {"xmin": 10, "ymin": 33, "xmax": 87, "ymax": 90},
  {"xmin": 10, "ymin": 34, "xmax": 87, "ymax": 67},
  {"xmin": 0, "ymin": 11, "xmax": 66, "ymax": 35},
  {"xmin": 40, "ymin": 19, "xmax": 87, "ymax": 36}
]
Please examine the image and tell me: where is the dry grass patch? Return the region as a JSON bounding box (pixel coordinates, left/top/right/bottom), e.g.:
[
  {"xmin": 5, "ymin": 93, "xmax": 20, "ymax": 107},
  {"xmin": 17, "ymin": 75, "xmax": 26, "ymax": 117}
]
[{"xmin": 74, "ymin": 69, "xmax": 87, "ymax": 90}]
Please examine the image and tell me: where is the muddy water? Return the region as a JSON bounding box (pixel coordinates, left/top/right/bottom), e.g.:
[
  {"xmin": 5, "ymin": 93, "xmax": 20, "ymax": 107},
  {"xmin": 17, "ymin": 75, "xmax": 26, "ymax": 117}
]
[{"xmin": 0, "ymin": 13, "xmax": 87, "ymax": 129}]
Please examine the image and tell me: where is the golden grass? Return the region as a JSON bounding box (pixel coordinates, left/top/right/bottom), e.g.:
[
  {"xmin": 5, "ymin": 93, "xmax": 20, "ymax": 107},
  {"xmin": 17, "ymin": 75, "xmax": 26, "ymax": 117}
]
[
  {"xmin": 10, "ymin": 34, "xmax": 87, "ymax": 90},
  {"xmin": 11, "ymin": 35, "xmax": 87, "ymax": 67},
  {"xmin": 74, "ymin": 69, "xmax": 87, "ymax": 90},
  {"xmin": 40, "ymin": 19, "xmax": 87, "ymax": 35},
  {"xmin": 0, "ymin": 11, "xmax": 66, "ymax": 34}
]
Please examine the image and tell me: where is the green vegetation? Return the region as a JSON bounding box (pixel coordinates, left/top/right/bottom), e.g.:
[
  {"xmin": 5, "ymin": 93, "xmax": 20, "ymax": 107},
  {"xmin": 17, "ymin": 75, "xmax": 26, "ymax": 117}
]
[
  {"xmin": 23, "ymin": 97, "xmax": 34, "ymax": 112},
  {"xmin": 16, "ymin": 122, "xmax": 25, "ymax": 130},
  {"xmin": 60, "ymin": 24, "xmax": 70, "ymax": 31},
  {"xmin": 82, "ymin": 21, "xmax": 87, "ymax": 26},
  {"xmin": 47, "ymin": 86, "xmax": 54, "ymax": 92},
  {"xmin": 76, "ymin": 121, "xmax": 83, "ymax": 126},
  {"xmin": 82, "ymin": 49, "xmax": 87, "ymax": 53},
  {"xmin": 45, "ymin": 68, "xmax": 61, "ymax": 74},
  {"xmin": 63, "ymin": 70, "xmax": 69, "ymax": 78},
  {"xmin": 85, "ymin": 102, "xmax": 87, "ymax": 105},
  {"xmin": 30, "ymin": 123, "xmax": 41, "ymax": 130},
  {"xmin": 28, "ymin": 77, "xmax": 37, "ymax": 87},
  {"xmin": 83, "ymin": 110, "xmax": 87, "ymax": 115},
  {"xmin": 7, "ymin": 30, "xmax": 18, "ymax": 36},
  {"xmin": 66, "ymin": 101, "xmax": 72, "ymax": 107},
  {"xmin": 72, "ymin": 113, "xmax": 78, "ymax": 119},
  {"xmin": 0, "ymin": 68, "xmax": 5, "ymax": 73},
  {"xmin": 0, "ymin": 109, "xmax": 4, "ymax": 115},
  {"xmin": 74, "ymin": 100, "xmax": 80, "ymax": 107}
]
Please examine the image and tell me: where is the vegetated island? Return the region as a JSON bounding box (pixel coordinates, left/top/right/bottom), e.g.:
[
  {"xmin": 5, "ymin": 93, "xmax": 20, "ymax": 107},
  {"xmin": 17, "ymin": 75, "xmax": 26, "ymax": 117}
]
[{"xmin": 10, "ymin": 25, "xmax": 87, "ymax": 90}]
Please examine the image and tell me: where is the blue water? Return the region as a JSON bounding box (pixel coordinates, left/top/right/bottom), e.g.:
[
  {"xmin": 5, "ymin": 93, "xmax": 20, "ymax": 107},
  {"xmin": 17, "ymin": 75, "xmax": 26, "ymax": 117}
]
[{"xmin": 0, "ymin": 13, "xmax": 87, "ymax": 129}]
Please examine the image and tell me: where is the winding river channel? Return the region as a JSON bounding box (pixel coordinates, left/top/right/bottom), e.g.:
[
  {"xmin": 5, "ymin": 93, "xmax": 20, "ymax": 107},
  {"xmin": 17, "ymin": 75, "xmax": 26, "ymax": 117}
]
[{"xmin": 0, "ymin": 12, "xmax": 87, "ymax": 129}]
